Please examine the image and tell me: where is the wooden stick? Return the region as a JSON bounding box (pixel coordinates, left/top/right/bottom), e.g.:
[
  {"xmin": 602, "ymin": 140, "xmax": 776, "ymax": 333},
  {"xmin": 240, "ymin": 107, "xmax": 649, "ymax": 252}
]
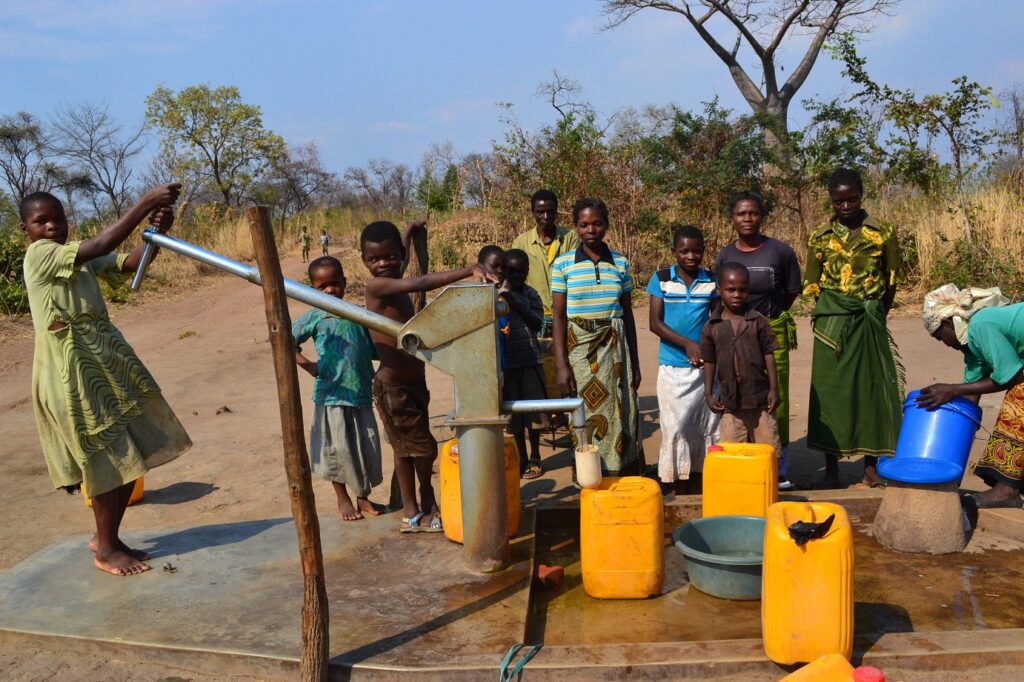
[
  {"xmin": 406, "ymin": 226, "xmax": 429, "ymax": 313},
  {"xmin": 246, "ymin": 206, "xmax": 329, "ymax": 681}
]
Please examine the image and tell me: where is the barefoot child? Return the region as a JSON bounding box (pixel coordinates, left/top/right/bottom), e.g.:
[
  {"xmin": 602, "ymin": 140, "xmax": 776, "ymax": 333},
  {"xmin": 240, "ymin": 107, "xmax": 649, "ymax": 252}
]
[
  {"xmin": 647, "ymin": 225, "xmax": 719, "ymax": 494},
  {"xmin": 320, "ymin": 229, "xmax": 330, "ymax": 256},
  {"xmin": 701, "ymin": 263, "xmax": 782, "ymax": 460},
  {"xmin": 21, "ymin": 185, "xmax": 191, "ymax": 576},
  {"xmin": 361, "ymin": 220, "xmax": 496, "ymax": 532},
  {"xmin": 300, "ymin": 226, "xmax": 311, "ymax": 263},
  {"xmin": 500, "ymin": 248, "xmax": 548, "ymax": 479},
  {"xmin": 293, "ymin": 256, "xmax": 384, "ymax": 521}
]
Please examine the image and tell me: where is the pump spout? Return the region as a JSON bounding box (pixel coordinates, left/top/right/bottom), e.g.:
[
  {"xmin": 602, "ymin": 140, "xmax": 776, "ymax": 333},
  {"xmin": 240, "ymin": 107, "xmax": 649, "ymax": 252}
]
[{"xmin": 501, "ymin": 397, "xmax": 588, "ymax": 448}]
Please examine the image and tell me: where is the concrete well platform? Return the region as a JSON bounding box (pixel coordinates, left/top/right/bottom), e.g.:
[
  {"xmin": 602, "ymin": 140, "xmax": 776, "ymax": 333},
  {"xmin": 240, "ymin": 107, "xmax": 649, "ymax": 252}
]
[{"xmin": 2, "ymin": 491, "xmax": 1024, "ymax": 680}]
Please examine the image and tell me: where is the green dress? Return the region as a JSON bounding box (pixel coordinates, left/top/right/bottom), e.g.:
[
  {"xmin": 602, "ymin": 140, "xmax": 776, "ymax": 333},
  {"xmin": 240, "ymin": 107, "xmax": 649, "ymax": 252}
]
[
  {"xmin": 802, "ymin": 214, "xmax": 904, "ymax": 458},
  {"xmin": 24, "ymin": 239, "xmax": 191, "ymax": 497}
]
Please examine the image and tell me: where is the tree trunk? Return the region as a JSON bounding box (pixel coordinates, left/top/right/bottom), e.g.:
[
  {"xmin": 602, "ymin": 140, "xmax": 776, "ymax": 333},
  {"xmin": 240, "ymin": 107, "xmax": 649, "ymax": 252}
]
[{"xmin": 246, "ymin": 206, "xmax": 330, "ymax": 681}]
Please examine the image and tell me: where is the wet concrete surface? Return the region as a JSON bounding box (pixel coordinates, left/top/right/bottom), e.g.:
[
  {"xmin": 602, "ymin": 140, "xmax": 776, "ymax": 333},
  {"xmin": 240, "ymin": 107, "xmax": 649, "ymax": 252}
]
[
  {"xmin": 0, "ymin": 513, "xmax": 532, "ymax": 673},
  {"xmin": 1, "ymin": 492, "xmax": 1023, "ymax": 679},
  {"xmin": 529, "ymin": 496, "xmax": 1024, "ymax": 647}
]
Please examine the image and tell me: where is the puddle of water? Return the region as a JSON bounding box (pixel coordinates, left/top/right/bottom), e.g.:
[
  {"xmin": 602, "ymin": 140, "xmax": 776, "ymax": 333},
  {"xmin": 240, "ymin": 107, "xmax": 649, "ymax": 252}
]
[{"xmin": 529, "ymin": 510, "xmax": 1024, "ymax": 646}]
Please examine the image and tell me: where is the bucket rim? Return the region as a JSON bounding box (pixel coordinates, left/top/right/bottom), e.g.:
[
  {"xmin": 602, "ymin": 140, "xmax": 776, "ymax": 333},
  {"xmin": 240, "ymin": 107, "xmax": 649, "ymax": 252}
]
[
  {"xmin": 671, "ymin": 517, "xmax": 765, "ymax": 566},
  {"xmin": 903, "ymin": 390, "xmax": 982, "ymax": 426}
]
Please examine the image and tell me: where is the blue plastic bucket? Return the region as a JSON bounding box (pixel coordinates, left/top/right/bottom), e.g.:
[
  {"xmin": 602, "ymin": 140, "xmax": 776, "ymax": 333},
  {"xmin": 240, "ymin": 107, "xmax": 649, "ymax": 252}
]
[{"xmin": 878, "ymin": 390, "xmax": 982, "ymax": 485}]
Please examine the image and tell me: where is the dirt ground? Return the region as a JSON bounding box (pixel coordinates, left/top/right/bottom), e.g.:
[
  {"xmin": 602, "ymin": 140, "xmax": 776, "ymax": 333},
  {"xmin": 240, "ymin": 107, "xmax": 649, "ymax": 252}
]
[{"xmin": 0, "ymin": 248, "xmax": 1013, "ymax": 681}]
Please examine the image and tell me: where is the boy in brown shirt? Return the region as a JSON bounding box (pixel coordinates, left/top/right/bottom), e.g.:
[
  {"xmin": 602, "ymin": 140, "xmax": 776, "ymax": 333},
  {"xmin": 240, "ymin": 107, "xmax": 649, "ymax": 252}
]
[
  {"xmin": 361, "ymin": 220, "xmax": 494, "ymax": 532},
  {"xmin": 701, "ymin": 262, "xmax": 782, "ymax": 453}
]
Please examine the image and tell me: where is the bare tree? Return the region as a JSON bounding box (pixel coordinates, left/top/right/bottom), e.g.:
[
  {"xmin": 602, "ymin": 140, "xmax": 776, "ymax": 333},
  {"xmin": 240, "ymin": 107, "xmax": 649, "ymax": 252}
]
[
  {"xmin": 50, "ymin": 102, "xmax": 146, "ymax": 218},
  {"xmin": 344, "ymin": 164, "xmax": 386, "ymax": 216},
  {"xmin": 273, "ymin": 141, "xmax": 338, "ymax": 214},
  {"xmin": 0, "ymin": 112, "xmax": 54, "ymax": 202},
  {"xmin": 389, "ymin": 163, "xmax": 415, "ymax": 216},
  {"xmin": 536, "ymin": 70, "xmax": 596, "ymax": 121},
  {"xmin": 460, "ymin": 152, "xmax": 497, "ymax": 208},
  {"xmin": 602, "ymin": 1, "xmax": 901, "ymax": 150}
]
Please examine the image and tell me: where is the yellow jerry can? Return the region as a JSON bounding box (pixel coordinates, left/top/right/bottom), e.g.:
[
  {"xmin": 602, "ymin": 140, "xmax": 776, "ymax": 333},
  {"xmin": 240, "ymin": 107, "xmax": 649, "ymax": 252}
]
[
  {"xmin": 439, "ymin": 437, "xmax": 521, "ymax": 544},
  {"xmin": 703, "ymin": 442, "xmax": 778, "ymax": 518},
  {"xmin": 762, "ymin": 502, "xmax": 854, "ymax": 665},
  {"xmin": 580, "ymin": 476, "xmax": 664, "ymax": 599},
  {"xmin": 83, "ymin": 476, "xmax": 144, "ymax": 507},
  {"xmin": 779, "ymin": 653, "xmax": 855, "ymax": 681}
]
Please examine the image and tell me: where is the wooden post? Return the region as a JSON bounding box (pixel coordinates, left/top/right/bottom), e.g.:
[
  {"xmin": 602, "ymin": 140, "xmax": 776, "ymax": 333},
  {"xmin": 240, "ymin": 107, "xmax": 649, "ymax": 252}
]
[
  {"xmin": 246, "ymin": 206, "xmax": 329, "ymax": 681},
  {"xmin": 406, "ymin": 225, "xmax": 429, "ymax": 313}
]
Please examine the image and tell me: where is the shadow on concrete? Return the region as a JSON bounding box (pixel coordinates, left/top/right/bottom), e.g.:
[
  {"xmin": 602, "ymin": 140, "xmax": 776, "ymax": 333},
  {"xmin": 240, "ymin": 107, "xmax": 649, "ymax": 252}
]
[
  {"xmin": 854, "ymin": 601, "xmax": 915, "ymax": 662},
  {"xmin": 140, "ymin": 481, "xmax": 219, "ymax": 505},
  {"xmin": 142, "ymin": 517, "xmax": 292, "ymax": 559}
]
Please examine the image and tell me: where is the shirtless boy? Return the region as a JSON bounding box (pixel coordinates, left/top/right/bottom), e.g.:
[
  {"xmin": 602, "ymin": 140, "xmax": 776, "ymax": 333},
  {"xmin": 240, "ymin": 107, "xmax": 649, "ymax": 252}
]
[{"xmin": 360, "ymin": 220, "xmax": 495, "ymax": 532}]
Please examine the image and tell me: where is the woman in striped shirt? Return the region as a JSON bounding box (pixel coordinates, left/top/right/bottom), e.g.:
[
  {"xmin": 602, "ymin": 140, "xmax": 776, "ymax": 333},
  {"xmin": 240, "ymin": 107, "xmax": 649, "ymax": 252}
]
[{"xmin": 551, "ymin": 198, "xmax": 643, "ymax": 476}]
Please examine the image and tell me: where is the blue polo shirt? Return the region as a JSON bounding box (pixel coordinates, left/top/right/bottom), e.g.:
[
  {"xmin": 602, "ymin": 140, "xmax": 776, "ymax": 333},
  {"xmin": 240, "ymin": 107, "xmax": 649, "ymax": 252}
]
[
  {"xmin": 551, "ymin": 245, "xmax": 633, "ymax": 319},
  {"xmin": 646, "ymin": 266, "xmax": 717, "ymax": 367}
]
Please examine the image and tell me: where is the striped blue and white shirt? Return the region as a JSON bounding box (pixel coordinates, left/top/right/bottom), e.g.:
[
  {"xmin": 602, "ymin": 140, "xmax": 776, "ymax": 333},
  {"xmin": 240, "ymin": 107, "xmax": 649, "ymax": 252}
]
[
  {"xmin": 646, "ymin": 266, "xmax": 717, "ymax": 367},
  {"xmin": 551, "ymin": 245, "xmax": 633, "ymax": 319}
]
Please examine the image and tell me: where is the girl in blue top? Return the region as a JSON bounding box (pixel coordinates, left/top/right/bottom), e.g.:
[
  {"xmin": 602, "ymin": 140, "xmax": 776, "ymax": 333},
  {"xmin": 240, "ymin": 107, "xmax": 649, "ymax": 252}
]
[{"xmin": 647, "ymin": 225, "xmax": 719, "ymax": 494}]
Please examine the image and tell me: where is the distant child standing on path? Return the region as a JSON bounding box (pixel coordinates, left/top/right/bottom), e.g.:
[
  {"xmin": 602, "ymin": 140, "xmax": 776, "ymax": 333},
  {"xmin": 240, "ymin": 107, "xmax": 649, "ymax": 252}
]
[
  {"xmin": 320, "ymin": 229, "xmax": 329, "ymax": 256},
  {"xmin": 300, "ymin": 226, "xmax": 311, "ymax": 262},
  {"xmin": 647, "ymin": 225, "xmax": 719, "ymax": 494},
  {"xmin": 701, "ymin": 262, "xmax": 782, "ymax": 457},
  {"xmin": 500, "ymin": 248, "xmax": 548, "ymax": 479},
  {"xmin": 294, "ymin": 256, "xmax": 384, "ymax": 521},
  {"xmin": 21, "ymin": 184, "xmax": 191, "ymax": 577},
  {"xmin": 361, "ymin": 220, "xmax": 497, "ymax": 532}
]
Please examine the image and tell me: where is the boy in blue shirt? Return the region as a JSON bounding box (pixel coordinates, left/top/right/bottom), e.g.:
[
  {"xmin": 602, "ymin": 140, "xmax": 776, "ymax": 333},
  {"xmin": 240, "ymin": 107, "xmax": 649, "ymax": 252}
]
[
  {"xmin": 294, "ymin": 256, "xmax": 384, "ymax": 521},
  {"xmin": 647, "ymin": 225, "xmax": 719, "ymax": 494}
]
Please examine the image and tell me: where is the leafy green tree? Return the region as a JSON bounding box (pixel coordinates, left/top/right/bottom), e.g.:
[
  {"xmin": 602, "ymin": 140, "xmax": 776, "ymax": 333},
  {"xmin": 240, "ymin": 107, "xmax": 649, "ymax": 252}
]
[
  {"xmin": 145, "ymin": 85, "xmax": 285, "ymax": 209},
  {"xmin": 828, "ymin": 32, "xmax": 998, "ymax": 237},
  {"xmin": 641, "ymin": 100, "xmax": 768, "ymax": 233}
]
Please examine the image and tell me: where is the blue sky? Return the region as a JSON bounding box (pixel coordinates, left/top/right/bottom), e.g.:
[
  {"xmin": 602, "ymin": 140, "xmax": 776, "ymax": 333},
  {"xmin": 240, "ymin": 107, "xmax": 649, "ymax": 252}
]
[{"xmin": 2, "ymin": 0, "xmax": 1022, "ymax": 174}]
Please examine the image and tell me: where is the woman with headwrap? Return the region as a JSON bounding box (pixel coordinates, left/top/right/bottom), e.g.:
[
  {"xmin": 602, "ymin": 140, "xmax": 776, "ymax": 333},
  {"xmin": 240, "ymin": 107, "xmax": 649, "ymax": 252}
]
[{"xmin": 917, "ymin": 284, "xmax": 1023, "ymax": 508}]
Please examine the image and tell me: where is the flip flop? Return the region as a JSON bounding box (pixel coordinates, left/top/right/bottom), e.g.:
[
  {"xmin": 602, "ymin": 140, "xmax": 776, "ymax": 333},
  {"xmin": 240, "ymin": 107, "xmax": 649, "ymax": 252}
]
[
  {"xmin": 522, "ymin": 463, "xmax": 544, "ymax": 480},
  {"xmin": 400, "ymin": 512, "xmax": 444, "ymax": 533},
  {"xmin": 969, "ymin": 493, "xmax": 1024, "ymax": 509}
]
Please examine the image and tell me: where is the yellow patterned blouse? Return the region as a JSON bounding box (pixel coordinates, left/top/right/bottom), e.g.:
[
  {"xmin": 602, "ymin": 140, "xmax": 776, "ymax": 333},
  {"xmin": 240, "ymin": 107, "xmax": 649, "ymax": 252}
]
[{"xmin": 801, "ymin": 213, "xmax": 901, "ymax": 301}]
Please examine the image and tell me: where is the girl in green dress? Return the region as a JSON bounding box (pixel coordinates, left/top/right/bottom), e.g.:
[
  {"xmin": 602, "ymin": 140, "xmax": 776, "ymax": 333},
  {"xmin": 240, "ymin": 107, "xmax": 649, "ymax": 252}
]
[
  {"xmin": 21, "ymin": 184, "xmax": 191, "ymax": 577},
  {"xmin": 802, "ymin": 168, "xmax": 903, "ymax": 488}
]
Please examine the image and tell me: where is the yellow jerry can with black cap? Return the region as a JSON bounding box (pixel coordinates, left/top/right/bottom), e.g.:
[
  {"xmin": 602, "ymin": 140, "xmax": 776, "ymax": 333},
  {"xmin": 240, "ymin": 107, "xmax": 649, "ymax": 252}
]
[{"xmin": 762, "ymin": 501, "xmax": 854, "ymax": 664}]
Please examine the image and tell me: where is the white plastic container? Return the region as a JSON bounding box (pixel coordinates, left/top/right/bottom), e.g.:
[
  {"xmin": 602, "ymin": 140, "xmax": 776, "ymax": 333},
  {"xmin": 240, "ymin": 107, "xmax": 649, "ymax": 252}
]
[{"xmin": 575, "ymin": 444, "xmax": 603, "ymax": 489}]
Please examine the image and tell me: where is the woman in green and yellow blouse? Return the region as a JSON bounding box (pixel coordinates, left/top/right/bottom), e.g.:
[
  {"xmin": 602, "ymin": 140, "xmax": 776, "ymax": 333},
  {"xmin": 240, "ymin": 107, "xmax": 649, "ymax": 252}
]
[{"xmin": 802, "ymin": 168, "xmax": 903, "ymax": 488}]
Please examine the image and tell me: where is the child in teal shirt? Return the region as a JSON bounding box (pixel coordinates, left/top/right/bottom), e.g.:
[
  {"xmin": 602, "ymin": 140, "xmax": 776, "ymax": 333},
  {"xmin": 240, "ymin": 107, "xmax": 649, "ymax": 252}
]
[{"xmin": 294, "ymin": 256, "xmax": 384, "ymax": 521}]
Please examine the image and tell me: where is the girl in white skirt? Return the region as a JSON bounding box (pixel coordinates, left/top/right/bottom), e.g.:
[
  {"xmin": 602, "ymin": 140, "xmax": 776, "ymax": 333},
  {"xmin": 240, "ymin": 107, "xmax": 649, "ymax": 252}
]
[{"xmin": 646, "ymin": 225, "xmax": 720, "ymax": 494}]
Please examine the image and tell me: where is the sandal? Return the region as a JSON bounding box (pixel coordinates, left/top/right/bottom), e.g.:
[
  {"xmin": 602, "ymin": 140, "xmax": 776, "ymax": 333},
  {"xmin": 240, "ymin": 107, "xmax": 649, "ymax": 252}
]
[
  {"xmin": 522, "ymin": 463, "xmax": 544, "ymax": 480},
  {"xmin": 968, "ymin": 493, "xmax": 1024, "ymax": 509},
  {"xmin": 400, "ymin": 512, "xmax": 444, "ymax": 533}
]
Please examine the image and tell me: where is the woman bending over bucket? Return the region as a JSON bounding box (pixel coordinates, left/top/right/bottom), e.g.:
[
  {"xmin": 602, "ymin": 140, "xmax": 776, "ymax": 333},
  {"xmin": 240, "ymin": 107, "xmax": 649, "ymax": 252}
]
[{"xmin": 918, "ymin": 284, "xmax": 1024, "ymax": 508}]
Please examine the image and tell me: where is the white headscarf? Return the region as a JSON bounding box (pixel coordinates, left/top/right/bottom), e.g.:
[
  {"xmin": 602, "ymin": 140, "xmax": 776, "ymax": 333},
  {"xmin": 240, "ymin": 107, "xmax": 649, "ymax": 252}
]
[{"xmin": 922, "ymin": 284, "xmax": 1009, "ymax": 344}]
